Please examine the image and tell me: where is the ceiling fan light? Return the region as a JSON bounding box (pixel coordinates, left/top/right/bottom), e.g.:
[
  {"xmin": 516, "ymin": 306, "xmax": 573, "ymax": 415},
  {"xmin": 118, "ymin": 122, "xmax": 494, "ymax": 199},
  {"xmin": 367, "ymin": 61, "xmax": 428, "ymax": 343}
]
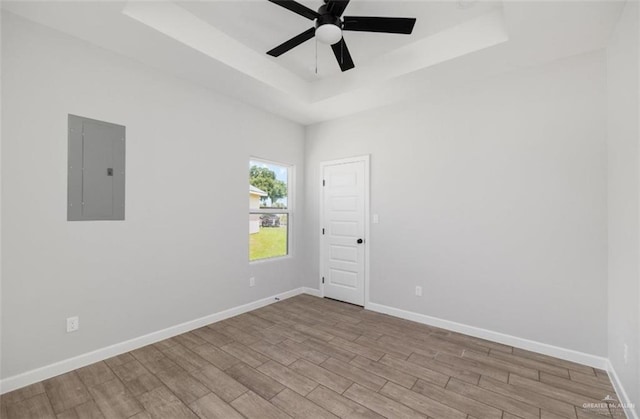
[{"xmin": 315, "ymin": 24, "xmax": 342, "ymax": 45}]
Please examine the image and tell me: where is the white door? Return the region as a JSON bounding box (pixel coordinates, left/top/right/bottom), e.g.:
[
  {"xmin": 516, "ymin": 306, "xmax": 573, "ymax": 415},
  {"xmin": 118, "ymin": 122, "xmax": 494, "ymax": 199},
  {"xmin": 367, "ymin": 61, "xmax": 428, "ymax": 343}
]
[{"xmin": 321, "ymin": 157, "xmax": 368, "ymax": 306}]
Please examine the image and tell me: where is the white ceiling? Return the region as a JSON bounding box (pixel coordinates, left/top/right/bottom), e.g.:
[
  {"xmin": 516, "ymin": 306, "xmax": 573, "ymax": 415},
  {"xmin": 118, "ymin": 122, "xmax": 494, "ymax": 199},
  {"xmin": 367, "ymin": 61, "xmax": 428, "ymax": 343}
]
[{"xmin": 1, "ymin": 0, "xmax": 625, "ymax": 125}]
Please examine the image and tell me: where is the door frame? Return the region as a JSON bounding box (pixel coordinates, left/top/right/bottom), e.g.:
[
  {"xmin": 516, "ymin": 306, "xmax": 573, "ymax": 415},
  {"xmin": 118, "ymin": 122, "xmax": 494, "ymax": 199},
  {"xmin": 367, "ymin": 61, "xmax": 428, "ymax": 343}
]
[{"xmin": 319, "ymin": 155, "xmax": 371, "ymax": 308}]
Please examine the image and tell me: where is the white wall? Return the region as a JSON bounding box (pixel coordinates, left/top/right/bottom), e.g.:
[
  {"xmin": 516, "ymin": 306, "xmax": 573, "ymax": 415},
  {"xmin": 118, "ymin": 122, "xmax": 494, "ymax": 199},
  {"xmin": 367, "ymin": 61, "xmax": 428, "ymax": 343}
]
[
  {"xmin": 304, "ymin": 51, "xmax": 608, "ymax": 356},
  {"xmin": 0, "ymin": 13, "xmax": 305, "ymax": 380},
  {"xmin": 607, "ymin": 0, "xmax": 640, "ymax": 413}
]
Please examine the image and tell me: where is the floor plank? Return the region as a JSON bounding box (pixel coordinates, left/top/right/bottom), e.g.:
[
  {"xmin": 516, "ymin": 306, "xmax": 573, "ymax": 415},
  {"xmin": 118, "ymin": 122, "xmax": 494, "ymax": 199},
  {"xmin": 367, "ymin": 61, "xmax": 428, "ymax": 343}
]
[
  {"xmin": 328, "ymin": 337, "xmax": 385, "ymax": 361},
  {"xmin": 130, "ymin": 346, "xmax": 165, "ymax": 365},
  {"xmin": 435, "ymin": 352, "xmax": 510, "ymax": 382},
  {"xmin": 289, "ymin": 359, "xmax": 353, "ymax": 394},
  {"xmin": 218, "ymin": 326, "xmax": 262, "ymax": 346},
  {"xmin": 160, "ymin": 344, "xmax": 211, "ymax": 373},
  {"xmin": 230, "ymin": 391, "xmax": 292, "ymax": 419},
  {"xmin": 478, "ymin": 375, "xmax": 577, "ymax": 418},
  {"xmin": 490, "ymin": 350, "xmax": 571, "ymax": 378},
  {"xmin": 303, "ymin": 338, "xmax": 358, "ymax": 363},
  {"xmin": 190, "ymin": 364, "xmax": 248, "ymax": 402},
  {"xmin": 137, "ymin": 386, "xmax": 198, "ymax": 419},
  {"xmin": 407, "ymin": 352, "xmax": 481, "ymax": 384},
  {"xmin": 173, "ymin": 332, "xmax": 207, "ymax": 350},
  {"xmin": 251, "ymin": 340, "xmax": 300, "ymax": 366},
  {"xmin": 277, "ymin": 339, "xmax": 330, "ymax": 364},
  {"xmin": 225, "ymin": 362, "xmax": 284, "ymax": 400},
  {"xmin": 57, "ymin": 400, "xmax": 105, "ymax": 419},
  {"xmin": 191, "ymin": 327, "xmax": 234, "ymax": 347},
  {"xmin": 461, "ymin": 349, "xmax": 539, "ymax": 380},
  {"xmin": 103, "ymin": 353, "xmax": 136, "ymax": 369},
  {"xmin": 5, "ymin": 393, "xmax": 55, "ymax": 419},
  {"xmin": 378, "ymin": 354, "xmax": 449, "ymax": 387},
  {"xmin": 2, "ymin": 382, "xmax": 46, "ymax": 405},
  {"xmin": 306, "ymin": 386, "xmax": 385, "ymax": 419},
  {"xmin": 379, "ymin": 381, "xmax": 467, "ymax": 419},
  {"xmin": 271, "ymin": 388, "xmax": 339, "ymax": 419},
  {"xmin": 190, "ymin": 343, "xmax": 241, "ymax": 370},
  {"xmin": 153, "ymin": 365, "xmax": 209, "ymax": 404},
  {"xmin": 257, "ymin": 360, "xmax": 319, "ymax": 396},
  {"xmin": 508, "ymin": 373, "xmax": 604, "ymax": 406},
  {"xmin": 540, "ymin": 371, "xmax": 613, "ymax": 399},
  {"xmin": 110, "ymin": 360, "xmax": 163, "ymax": 397},
  {"xmin": 511, "ymin": 348, "xmax": 596, "ymax": 375},
  {"xmin": 189, "ymin": 393, "xmax": 244, "ymax": 419},
  {"xmin": 321, "ymin": 358, "xmax": 387, "ymax": 392},
  {"xmin": 568, "ymin": 370, "xmax": 614, "ymax": 391},
  {"xmin": 446, "ymin": 377, "xmax": 540, "ymax": 419},
  {"xmin": 354, "ymin": 335, "xmax": 412, "ymax": 359},
  {"xmin": 411, "ymin": 378, "xmax": 502, "ymax": 419},
  {"xmin": 88, "ymin": 378, "xmax": 143, "ymax": 419},
  {"xmin": 343, "ymin": 383, "xmax": 426, "ymax": 419},
  {"xmin": 220, "ymin": 342, "xmax": 270, "ymax": 368},
  {"xmin": 43, "ymin": 372, "xmax": 92, "ymax": 414},
  {"xmin": 350, "ymin": 356, "xmax": 417, "ymax": 388}
]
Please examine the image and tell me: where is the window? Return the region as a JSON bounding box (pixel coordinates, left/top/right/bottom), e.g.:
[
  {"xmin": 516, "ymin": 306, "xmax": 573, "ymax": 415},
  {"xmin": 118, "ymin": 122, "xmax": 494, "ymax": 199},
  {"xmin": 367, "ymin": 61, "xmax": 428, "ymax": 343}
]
[{"xmin": 249, "ymin": 159, "xmax": 291, "ymax": 261}]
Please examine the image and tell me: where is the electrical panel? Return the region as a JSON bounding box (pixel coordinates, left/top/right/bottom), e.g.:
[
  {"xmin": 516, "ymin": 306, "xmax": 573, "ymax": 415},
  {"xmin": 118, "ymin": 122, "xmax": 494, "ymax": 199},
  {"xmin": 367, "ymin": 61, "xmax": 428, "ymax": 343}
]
[{"xmin": 68, "ymin": 115, "xmax": 125, "ymax": 221}]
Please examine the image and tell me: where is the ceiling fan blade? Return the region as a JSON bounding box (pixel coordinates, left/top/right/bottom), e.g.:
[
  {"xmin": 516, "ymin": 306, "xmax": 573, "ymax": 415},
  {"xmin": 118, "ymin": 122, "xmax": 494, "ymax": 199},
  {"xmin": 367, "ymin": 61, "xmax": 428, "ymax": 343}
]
[
  {"xmin": 268, "ymin": 0, "xmax": 320, "ymax": 20},
  {"xmin": 343, "ymin": 16, "xmax": 417, "ymax": 34},
  {"xmin": 267, "ymin": 27, "xmax": 316, "ymax": 57},
  {"xmin": 326, "ymin": 0, "xmax": 350, "ymax": 17},
  {"xmin": 331, "ymin": 38, "xmax": 355, "ymax": 72}
]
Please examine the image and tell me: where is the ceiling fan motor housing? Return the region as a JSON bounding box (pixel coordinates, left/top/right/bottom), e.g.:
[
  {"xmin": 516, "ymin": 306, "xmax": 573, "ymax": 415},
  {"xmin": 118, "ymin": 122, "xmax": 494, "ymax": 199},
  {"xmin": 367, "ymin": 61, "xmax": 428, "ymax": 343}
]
[{"xmin": 316, "ymin": 6, "xmax": 342, "ymax": 29}]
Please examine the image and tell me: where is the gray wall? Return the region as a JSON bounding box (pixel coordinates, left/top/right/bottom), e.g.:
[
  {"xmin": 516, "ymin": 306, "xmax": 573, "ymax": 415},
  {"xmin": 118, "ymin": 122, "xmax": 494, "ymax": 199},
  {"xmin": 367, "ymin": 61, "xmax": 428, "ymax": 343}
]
[
  {"xmin": 304, "ymin": 51, "xmax": 608, "ymax": 356},
  {"xmin": 607, "ymin": 1, "xmax": 639, "ymax": 412},
  {"xmin": 0, "ymin": 13, "xmax": 305, "ymax": 379}
]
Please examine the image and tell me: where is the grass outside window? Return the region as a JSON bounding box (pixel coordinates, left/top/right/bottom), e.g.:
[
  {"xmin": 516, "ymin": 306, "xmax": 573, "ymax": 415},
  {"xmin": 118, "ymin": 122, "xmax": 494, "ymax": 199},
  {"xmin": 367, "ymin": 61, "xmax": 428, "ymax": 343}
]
[{"xmin": 249, "ymin": 225, "xmax": 288, "ymax": 261}]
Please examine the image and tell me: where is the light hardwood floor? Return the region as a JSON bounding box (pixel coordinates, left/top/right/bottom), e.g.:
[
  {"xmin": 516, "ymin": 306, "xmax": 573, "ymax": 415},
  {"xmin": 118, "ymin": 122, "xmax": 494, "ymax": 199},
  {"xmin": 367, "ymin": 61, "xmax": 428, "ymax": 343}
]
[{"xmin": 1, "ymin": 295, "xmax": 625, "ymax": 419}]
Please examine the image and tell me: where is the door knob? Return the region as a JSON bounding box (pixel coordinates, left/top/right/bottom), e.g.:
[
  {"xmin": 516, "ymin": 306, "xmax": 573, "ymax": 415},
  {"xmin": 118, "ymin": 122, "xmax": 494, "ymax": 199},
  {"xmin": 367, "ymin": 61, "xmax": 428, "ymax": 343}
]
[{"xmin": 357, "ymin": 238, "xmax": 364, "ymax": 244}]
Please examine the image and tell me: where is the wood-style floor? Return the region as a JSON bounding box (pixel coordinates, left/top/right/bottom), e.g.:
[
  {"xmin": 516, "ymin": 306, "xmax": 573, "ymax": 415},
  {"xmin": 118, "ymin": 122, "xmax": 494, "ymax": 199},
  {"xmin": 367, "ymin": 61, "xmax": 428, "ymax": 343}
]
[{"xmin": 1, "ymin": 295, "xmax": 624, "ymax": 419}]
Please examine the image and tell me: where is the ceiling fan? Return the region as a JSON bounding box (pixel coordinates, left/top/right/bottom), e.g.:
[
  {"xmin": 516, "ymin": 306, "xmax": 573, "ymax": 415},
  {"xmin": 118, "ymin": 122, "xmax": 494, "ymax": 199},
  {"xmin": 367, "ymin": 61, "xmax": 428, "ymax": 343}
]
[{"xmin": 266, "ymin": 0, "xmax": 417, "ymax": 72}]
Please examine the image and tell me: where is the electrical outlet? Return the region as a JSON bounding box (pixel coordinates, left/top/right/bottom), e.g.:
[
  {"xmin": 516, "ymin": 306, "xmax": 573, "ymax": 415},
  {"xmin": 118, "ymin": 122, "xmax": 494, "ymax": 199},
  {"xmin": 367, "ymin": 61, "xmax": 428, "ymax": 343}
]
[
  {"xmin": 249, "ymin": 277, "xmax": 255, "ymax": 287},
  {"xmin": 66, "ymin": 316, "xmax": 79, "ymax": 333},
  {"xmin": 415, "ymin": 286, "xmax": 422, "ymax": 297},
  {"xmin": 624, "ymin": 344, "xmax": 629, "ymax": 363},
  {"xmin": 372, "ymin": 214, "xmax": 380, "ymax": 224}
]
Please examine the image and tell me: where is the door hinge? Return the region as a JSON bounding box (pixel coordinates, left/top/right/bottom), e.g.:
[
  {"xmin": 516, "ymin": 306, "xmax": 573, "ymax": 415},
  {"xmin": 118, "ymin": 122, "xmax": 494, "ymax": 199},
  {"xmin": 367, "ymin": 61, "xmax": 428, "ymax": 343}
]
[
  {"xmin": 322, "ymin": 277, "xmax": 325, "ymax": 284},
  {"xmin": 322, "ymin": 179, "xmax": 325, "ymax": 186},
  {"xmin": 322, "ymin": 228, "xmax": 325, "ymax": 235}
]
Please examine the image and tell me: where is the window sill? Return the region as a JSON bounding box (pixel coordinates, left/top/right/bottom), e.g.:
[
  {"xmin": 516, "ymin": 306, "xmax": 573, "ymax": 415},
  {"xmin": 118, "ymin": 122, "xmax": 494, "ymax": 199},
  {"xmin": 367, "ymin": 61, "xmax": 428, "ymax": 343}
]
[{"xmin": 249, "ymin": 255, "xmax": 293, "ymax": 265}]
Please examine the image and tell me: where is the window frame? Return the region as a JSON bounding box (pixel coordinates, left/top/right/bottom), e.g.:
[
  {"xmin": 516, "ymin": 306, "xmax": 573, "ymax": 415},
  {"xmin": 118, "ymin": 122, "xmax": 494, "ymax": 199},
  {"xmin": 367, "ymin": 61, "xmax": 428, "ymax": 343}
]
[{"xmin": 249, "ymin": 157, "xmax": 294, "ymax": 263}]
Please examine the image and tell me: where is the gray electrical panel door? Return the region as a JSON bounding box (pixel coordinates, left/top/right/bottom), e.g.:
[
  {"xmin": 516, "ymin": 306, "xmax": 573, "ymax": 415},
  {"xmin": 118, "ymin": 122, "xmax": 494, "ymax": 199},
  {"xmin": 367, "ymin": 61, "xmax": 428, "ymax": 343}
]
[{"xmin": 68, "ymin": 115, "xmax": 125, "ymax": 221}]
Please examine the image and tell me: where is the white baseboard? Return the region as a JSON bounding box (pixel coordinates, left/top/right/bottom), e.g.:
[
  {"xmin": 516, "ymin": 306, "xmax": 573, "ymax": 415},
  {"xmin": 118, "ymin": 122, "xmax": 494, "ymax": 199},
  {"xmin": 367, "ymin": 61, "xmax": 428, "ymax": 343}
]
[
  {"xmin": 300, "ymin": 287, "xmax": 322, "ymax": 297},
  {"xmin": 606, "ymin": 360, "xmax": 638, "ymax": 419},
  {"xmin": 367, "ymin": 302, "xmax": 609, "ymax": 370},
  {"xmin": 0, "ymin": 287, "xmax": 307, "ymax": 395}
]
